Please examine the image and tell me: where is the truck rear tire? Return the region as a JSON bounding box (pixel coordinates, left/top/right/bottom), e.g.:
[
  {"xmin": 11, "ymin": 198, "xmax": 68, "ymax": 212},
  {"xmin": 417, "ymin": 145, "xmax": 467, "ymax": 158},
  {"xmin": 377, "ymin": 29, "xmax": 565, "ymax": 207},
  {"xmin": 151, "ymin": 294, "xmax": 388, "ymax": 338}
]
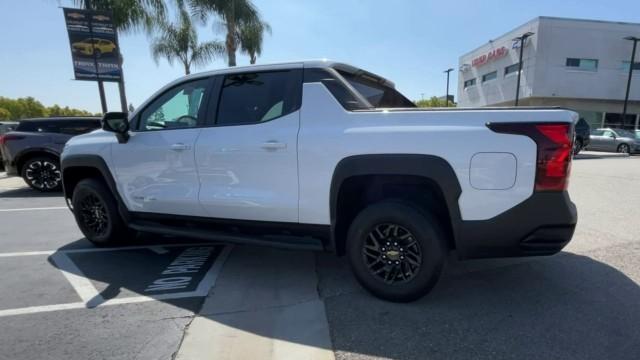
[
  {"xmin": 346, "ymin": 201, "xmax": 446, "ymax": 302},
  {"xmin": 72, "ymin": 178, "xmax": 130, "ymax": 246}
]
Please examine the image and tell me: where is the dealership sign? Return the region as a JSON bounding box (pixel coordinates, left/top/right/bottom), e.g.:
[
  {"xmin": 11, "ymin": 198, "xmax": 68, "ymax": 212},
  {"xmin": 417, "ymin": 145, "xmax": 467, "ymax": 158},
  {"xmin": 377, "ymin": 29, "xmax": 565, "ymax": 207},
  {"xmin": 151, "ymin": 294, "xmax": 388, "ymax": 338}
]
[
  {"xmin": 472, "ymin": 46, "xmax": 508, "ymax": 67},
  {"xmin": 63, "ymin": 8, "xmax": 122, "ymax": 81}
]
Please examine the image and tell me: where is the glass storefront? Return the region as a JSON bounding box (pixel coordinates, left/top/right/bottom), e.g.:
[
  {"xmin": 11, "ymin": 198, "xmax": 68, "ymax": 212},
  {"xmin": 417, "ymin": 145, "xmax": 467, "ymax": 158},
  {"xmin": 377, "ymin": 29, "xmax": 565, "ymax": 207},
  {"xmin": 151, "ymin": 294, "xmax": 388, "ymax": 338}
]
[
  {"xmin": 576, "ymin": 110, "xmax": 604, "ymax": 130},
  {"xmin": 604, "ymin": 113, "xmax": 638, "ymax": 130}
]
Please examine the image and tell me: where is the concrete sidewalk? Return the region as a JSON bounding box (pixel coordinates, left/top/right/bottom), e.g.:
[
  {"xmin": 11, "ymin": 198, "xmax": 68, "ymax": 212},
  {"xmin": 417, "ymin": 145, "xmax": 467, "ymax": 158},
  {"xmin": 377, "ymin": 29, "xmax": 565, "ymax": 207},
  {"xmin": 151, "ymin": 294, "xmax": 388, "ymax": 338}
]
[
  {"xmin": 175, "ymin": 246, "xmax": 334, "ymax": 360},
  {"xmin": 0, "ymin": 174, "xmax": 26, "ymax": 191}
]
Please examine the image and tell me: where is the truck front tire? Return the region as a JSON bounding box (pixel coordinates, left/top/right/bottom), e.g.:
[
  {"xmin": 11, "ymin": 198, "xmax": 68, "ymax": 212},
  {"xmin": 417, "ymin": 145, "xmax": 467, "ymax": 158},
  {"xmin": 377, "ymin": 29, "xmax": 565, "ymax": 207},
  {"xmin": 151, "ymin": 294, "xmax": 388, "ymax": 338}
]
[
  {"xmin": 347, "ymin": 201, "xmax": 446, "ymax": 302},
  {"xmin": 72, "ymin": 178, "xmax": 130, "ymax": 246}
]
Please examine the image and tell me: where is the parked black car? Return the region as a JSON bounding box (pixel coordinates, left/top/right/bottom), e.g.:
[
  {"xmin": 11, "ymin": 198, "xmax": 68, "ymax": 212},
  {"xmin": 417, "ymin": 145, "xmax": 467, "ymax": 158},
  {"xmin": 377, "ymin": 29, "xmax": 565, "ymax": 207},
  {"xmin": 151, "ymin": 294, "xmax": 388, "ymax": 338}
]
[
  {"xmin": 0, "ymin": 117, "xmax": 101, "ymax": 191},
  {"xmin": 573, "ymin": 118, "xmax": 591, "ymax": 155}
]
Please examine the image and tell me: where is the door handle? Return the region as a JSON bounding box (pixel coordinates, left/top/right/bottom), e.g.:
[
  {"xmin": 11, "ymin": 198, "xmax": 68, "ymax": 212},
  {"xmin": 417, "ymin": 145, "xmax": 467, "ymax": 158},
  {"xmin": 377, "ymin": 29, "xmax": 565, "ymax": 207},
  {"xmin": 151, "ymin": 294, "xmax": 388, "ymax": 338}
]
[
  {"xmin": 261, "ymin": 141, "xmax": 286, "ymax": 150},
  {"xmin": 170, "ymin": 143, "xmax": 191, "ymax": 151}
]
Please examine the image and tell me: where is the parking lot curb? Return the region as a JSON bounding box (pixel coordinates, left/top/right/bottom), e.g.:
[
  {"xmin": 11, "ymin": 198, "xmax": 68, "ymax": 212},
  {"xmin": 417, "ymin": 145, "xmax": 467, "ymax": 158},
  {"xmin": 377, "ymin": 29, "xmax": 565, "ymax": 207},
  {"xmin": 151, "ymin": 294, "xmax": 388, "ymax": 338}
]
[{"xmin": 0, "ymin": 175, "xmax": 25, "ymax": 191}]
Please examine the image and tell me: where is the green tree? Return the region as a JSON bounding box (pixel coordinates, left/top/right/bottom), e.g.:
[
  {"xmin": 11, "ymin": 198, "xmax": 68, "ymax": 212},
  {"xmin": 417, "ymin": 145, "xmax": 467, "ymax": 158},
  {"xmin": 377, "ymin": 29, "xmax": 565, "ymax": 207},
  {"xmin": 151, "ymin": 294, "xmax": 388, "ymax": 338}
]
[
  {"xmin": 189, "ymin": 0, "xmax": 266, "ymax": 67},
  {"xmin": 415, "ymin": 96, "xmax": 456, "ymax": 108},
  {"xmin": 238, "ymin": 20, "xmax": 270, "ymax": 64},
  {"xmin": 0, "ymin": 97, "xmax": 95, "ymax": 119},
  {"xmin": 16, "ymin": 97, "xmax": 47, "ymax": 118},
  {"xmin": 0, "ymin": 108, "xmax": 11, "ymax": 120},
  {"xmin": 151, "ymin": 4, "xmax": 225, "ymax": 75}
]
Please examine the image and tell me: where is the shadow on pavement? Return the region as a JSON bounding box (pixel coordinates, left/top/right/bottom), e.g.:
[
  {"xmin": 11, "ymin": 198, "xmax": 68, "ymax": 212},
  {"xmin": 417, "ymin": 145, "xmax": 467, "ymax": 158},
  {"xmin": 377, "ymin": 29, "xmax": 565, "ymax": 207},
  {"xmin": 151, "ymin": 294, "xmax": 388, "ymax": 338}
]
[
  {"xmin": 0, "ymin": 187, "xmax": 62, "ymax": 198},
  {"xmin": 318, "ymin": 252, "xmax": 640, "ymax": 360},
  {"xmin": 47, "ymin": 235, "xmax": 640, "ymax": 359},
  {"xmin": 48, "ymin": 235, "xmax": 228, "ymax": 313}
]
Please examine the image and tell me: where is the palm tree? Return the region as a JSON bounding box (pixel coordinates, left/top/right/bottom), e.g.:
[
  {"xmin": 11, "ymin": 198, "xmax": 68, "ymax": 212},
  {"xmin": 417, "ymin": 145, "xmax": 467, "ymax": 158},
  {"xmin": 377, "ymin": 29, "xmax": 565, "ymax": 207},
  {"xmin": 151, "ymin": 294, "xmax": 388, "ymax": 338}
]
[
  {"xmin": 239, "ymin": 20, "xmax": 270, "ymax": 64},
  {"xmin": 189, "ymin": 0, "xmax": 265, "ymax": 67},
  {"xmin": 72, "ymin": 0, "xmax": 167, "ymax": 33},
  {"xmin": 150, "ymin": 6, "xmax": 225, "ymax": 75}
]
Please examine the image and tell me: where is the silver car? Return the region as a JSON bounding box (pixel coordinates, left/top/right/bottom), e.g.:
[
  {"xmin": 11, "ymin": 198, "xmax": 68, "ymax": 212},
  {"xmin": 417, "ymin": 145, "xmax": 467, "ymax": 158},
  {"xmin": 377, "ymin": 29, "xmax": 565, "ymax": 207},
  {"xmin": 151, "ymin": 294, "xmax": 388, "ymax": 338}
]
[{"xmin": 586, "ymin": 128, "xmax": 640, "ymax": 154}]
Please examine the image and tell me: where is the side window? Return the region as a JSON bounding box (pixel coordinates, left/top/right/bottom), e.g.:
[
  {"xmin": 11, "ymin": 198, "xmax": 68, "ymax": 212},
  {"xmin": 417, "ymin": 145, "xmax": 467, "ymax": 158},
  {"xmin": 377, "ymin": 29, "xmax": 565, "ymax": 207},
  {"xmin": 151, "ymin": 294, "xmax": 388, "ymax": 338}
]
[
  {"xmin": 37, "ymin": 122, "xmax": 61, "ymax": 133},
  {"xmin": 602, "ymin": 130, "xmax": 614, "ymax": 137},
  {"xmin": 590, "ymin": 129, "xmax": 605, "ymax": 136},
  {"xmin": 216, "ymin": 70, "xmax": 301, "ymax": 126},
  {"xmin": 336, "ymin": 70, "xmax": 415, "ymax": 108},
  {"xmin": 138, "ymin": 78, "xmax": 209, "ymax": 131},
  {"xmin": 303, "ymin": 68, "xmax": 368, "ymax": 110},
  {"xmin": 58, "ymin": 120, "xmax": 100, "ymax": 135}
]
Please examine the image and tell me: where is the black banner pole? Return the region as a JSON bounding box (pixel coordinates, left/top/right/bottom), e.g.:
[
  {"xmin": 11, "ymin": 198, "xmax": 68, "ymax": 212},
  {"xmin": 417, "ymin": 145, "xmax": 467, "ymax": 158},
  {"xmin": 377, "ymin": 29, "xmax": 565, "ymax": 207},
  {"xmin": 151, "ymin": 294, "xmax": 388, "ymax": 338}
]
[
  {"xmin": 98, "ymin": 81, "xmax": 108, "ymax": 113},
  {"xmin": 117, "ymin": 54, "xmax": 128, "ymax": 112}
]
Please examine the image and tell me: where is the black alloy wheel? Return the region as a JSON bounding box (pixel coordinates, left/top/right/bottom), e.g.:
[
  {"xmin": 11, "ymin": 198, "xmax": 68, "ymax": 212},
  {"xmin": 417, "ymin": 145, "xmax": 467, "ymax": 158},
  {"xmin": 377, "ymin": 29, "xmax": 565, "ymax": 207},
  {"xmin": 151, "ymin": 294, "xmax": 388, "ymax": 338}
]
[
  {"xmin": 78, "ymin": 193, "xmax": 110, "ymax": 238},
  {"xmin": 72, "ymin": 178, "xmax": 131, "ymax": 246},
  {"xmin": 573, "ymin": 139, "xmax": 582, "ymax": 156},
  {"xmin": 22, "ymin": 157, "xmax": 62, "ymax": 192},
  {"xmin": 347, "ymin": 201, "xmax": 446, "ymax": 302},
  {"xmin": 362, "ymin": 223, "xmax": 422, "ymax": 284}
]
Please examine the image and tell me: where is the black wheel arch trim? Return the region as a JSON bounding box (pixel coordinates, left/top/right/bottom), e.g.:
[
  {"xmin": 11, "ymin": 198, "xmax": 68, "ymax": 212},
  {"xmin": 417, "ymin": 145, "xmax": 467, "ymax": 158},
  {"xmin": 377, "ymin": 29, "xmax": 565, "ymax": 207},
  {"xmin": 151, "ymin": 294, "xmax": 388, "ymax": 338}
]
[
  {"xmin": 15, "ymin": 148, "xmax": 61, "ymax": 172},
  {"xmin": 329, "ymin": 154, "xmax": 464, "ymax": 252},
  {"xmin": 61, "ymin": 154, "xmax": 130, "ymax": 221}
]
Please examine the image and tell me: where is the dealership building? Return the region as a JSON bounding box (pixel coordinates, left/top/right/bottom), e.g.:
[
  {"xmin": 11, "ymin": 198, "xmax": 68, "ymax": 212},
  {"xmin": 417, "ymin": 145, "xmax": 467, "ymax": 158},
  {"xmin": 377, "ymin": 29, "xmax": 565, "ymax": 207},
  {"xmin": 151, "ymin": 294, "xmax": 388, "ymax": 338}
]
[{"xmin": 457, "ymin": 17, "xmax": 640, "ymax": 130}]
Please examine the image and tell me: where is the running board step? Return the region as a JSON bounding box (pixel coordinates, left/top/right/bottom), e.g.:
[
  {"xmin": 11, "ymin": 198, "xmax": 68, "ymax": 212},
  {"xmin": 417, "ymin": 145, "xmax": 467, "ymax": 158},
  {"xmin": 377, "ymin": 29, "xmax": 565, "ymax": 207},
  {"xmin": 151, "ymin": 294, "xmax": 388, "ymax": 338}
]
[{"xmin": 129, "ymin": 221, "xmax": 324, "ymax": 251}]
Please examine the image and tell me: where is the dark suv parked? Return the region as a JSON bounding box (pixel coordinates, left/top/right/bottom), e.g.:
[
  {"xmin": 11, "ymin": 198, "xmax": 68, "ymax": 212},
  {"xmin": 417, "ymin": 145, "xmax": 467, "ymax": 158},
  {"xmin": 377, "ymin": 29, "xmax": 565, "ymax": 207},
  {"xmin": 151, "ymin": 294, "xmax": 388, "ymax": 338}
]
[
  {"xmin": 0, "ymin": 117, "xmax": 101, "ymax": 191},
  {"xmin": 573, "ymin": 118, "xmax": 591, "ymax": 155}
]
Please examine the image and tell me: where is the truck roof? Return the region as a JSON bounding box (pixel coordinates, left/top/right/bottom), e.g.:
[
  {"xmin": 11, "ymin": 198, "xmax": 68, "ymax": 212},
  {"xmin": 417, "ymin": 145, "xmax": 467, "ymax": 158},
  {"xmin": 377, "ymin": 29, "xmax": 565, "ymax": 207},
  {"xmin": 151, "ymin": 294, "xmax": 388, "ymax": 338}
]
[{"xmin": 183, "ymin": 59, "xmax": 396, "ymax": 87}]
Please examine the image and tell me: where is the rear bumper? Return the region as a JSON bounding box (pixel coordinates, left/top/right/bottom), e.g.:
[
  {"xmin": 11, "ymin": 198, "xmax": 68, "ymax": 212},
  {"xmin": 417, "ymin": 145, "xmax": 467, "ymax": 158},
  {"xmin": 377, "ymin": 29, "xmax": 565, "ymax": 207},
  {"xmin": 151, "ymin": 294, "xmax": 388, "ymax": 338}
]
[{"xmin": 455, "ymin": 191, "xmax": 577, "ymax": 259}]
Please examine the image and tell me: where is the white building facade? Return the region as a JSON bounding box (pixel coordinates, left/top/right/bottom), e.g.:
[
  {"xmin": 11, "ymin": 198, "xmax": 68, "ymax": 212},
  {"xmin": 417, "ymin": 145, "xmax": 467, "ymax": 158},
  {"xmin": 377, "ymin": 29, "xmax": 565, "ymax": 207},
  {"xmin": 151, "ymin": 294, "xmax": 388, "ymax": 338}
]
[{"xmin": 457, "ymin": 17, "xmax": 640, "ymax": 130}]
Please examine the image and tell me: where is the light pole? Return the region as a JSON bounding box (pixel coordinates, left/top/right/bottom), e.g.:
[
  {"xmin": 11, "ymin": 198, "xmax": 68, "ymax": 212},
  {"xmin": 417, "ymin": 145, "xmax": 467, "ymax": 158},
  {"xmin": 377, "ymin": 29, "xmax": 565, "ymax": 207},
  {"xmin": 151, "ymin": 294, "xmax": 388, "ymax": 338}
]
[
  {"xmin": 512, "ymin": 31, "xmax": 534, "ymax": 106},
  {"xmin": 622, "ymin": 36, "xmax": 639, "ymax": 127},
  {"xmin": 444, "ymin": 68, "xmax": 453, "ymax": 107}
]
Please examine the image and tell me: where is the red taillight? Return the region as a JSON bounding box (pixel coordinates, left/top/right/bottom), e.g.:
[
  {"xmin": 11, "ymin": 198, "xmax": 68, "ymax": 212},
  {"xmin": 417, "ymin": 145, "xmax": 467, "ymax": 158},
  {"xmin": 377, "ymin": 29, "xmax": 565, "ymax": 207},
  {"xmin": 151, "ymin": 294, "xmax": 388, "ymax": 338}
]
[
  {"xmin": 487, "ymin": 122, "xmax": 574, "ymax": 192},
  {"xmin": 0, "ymin": 133, "xmax": 25, "ymax": 145},
  {"xmin": 534, "ymin": 124, "xmax": 572, "ymax": 191}
]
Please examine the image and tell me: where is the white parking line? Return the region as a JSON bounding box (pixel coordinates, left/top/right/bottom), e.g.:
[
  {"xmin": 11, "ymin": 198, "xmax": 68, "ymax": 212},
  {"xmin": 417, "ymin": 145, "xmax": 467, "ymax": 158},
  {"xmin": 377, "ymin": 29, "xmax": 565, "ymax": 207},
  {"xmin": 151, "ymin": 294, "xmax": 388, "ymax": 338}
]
[
  {"xmin": 0, "ymin": 206, "xmax": 69, "ymax": 212},
  {"xmin": 0, "ymin": 243, "xmax": 219, "ymax": 258},
  {"xmin": 50, "ymin": 252, "xmax": 103, "ymax": 304},
  {"xmin": 0, "ymin": 245, "xmax": 233, "ymax": 318},
  {"xmin": 0, "ymin": 250, "xmax": 55, "ymax": 258}
]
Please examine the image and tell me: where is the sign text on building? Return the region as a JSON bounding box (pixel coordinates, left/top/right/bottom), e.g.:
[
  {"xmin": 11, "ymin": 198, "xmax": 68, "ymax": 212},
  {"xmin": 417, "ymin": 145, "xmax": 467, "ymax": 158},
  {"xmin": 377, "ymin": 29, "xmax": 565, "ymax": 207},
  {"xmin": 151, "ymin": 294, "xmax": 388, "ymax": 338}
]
[{"xmin": 472, "ymin": 47, "xmax": 508, "ymax": 67}]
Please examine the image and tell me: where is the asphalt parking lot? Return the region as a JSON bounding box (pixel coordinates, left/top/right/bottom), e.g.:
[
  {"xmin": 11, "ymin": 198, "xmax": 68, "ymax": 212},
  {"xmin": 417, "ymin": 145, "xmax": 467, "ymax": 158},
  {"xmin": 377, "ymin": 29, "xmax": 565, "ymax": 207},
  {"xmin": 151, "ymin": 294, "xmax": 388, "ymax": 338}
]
[{"xmin": 1, "ymin": 151, "xmax": 639, "ymax": 360}]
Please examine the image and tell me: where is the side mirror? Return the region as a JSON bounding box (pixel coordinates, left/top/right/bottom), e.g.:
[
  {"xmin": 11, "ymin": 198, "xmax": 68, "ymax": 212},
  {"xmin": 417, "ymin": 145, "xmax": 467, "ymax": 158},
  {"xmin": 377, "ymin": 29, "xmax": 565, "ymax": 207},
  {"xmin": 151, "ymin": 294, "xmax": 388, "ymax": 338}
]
[{"xmin": 102, "ymin": 112, "xmax": 130, "ymax": 143}]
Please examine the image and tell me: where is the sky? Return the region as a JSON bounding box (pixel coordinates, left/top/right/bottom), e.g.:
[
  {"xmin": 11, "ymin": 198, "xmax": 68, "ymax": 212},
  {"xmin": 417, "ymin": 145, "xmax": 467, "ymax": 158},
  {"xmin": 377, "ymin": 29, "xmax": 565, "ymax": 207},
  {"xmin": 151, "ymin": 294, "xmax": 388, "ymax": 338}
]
[{"xmin": 1, "ymin": 0, "xmax": 640, "ymax": 113}]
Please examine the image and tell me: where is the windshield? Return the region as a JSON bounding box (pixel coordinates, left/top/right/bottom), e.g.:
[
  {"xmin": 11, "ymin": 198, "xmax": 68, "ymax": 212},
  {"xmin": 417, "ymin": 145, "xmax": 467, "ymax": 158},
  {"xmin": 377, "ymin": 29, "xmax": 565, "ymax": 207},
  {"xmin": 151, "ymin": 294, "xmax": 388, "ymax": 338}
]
[
  {"xmin": 614, "ymin": 129, "xmax": 637, "ymax": 138},
  {"xmin": 337, "ymin": 70, "xmax": 416, "ymax": 108}
]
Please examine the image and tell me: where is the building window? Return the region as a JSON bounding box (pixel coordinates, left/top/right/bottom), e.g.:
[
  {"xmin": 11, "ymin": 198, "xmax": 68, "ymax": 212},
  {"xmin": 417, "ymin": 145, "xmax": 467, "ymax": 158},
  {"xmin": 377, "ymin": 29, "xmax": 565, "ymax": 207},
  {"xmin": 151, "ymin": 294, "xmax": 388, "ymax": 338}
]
[
  {"xmin": 604, "ymin": 113, "xmax": 637, "ymax": 130},
  {"xmin": 482, "ymin": 71, "xmax": 497, "ymax": 83},
  {"xmin": 576, "ymin": 110, "xmax": 604, "ymax": 130},
  {"xmin": 463, "ymin": 78, "xmax": 476, "ymax": 88},
  {"xmin": 504, "ymin": 62, "xmax": 522, "ymax": 76},
  {"xmin": 566, "ymin": 58, "xmax": 598, "ymax": 71},
  {"xmin": 622, "ymin": 61, "xmax": 640, "ymax": 71}
]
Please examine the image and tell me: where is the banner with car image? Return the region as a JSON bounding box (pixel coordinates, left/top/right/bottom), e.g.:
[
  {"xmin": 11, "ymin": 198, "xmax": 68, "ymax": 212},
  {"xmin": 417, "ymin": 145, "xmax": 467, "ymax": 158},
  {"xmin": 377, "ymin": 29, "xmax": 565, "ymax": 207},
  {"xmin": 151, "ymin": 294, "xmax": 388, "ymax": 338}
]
[{"xmin": 63, "ymin": 8, "xmax": 122, "ymax": 81}]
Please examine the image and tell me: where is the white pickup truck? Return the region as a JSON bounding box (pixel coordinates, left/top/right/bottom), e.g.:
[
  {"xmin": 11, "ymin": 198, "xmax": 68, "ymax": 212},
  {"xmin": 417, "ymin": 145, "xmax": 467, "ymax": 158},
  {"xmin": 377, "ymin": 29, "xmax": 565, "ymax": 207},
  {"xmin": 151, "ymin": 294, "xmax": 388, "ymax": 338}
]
[{"xmin": 61, "ymin": 60, "xmax": 578, "ymax": 301}]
